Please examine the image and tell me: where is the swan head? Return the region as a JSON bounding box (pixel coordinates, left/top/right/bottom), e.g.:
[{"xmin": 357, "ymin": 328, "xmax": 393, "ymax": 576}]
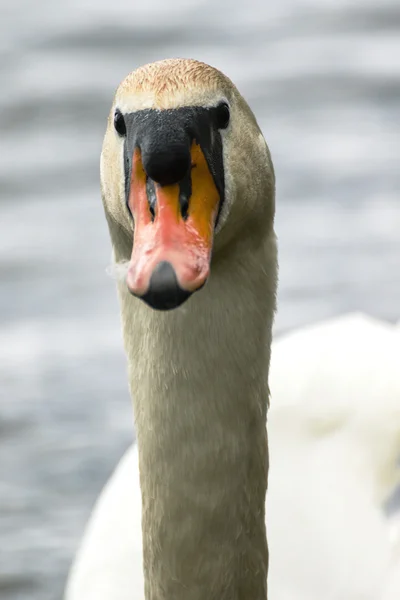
[{"xmin": 101, "ymin": 58, "xmax": 275, "ymax": 311}]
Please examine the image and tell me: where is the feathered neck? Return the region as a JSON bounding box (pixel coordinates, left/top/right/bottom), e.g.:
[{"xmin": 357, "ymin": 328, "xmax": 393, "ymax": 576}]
[{"xmin": 113, "ymin": 221, "xmax": 277, "ymax": 600}]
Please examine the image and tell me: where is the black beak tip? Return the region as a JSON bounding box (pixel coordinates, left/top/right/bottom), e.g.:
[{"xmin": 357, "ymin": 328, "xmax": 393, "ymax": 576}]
[{"xmin": 136, "ymin": 261, "xmax": 192, "ymax": 311}]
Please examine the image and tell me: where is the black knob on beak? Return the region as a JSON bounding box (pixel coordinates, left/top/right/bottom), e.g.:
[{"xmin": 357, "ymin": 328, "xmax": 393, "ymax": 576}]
[{"xmin": 141, "ymin": 143, "xmax": 191, "ymax": 186}]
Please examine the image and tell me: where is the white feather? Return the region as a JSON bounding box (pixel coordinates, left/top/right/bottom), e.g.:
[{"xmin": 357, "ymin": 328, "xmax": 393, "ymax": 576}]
[
  {"xmin": 65, "ymin": 313, "xmax": 400, "ymax": 600},
  {"xmin": 106, "ymin": 260, "xmax": 130, "ymax": 282}
]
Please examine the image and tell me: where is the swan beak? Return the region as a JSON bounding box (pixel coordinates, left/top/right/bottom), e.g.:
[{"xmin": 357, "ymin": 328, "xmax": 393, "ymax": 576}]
[{"xmin": 126, "ymin": 142, "xmax": 220, "ymax": 310}]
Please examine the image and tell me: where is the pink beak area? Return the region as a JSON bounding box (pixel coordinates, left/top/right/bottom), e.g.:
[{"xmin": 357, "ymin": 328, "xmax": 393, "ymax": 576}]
[{"xmin": 126, "ymin": 143, "xmax": 220, "ymax": 302}]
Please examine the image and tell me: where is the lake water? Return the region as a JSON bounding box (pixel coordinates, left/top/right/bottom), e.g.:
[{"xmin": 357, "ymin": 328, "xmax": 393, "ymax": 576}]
[{"xmin": 1, "ymin": 0, "xmax": 399, "ymax": 598}]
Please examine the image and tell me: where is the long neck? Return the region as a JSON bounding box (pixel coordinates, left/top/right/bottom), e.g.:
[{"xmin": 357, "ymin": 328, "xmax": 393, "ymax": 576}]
[{"xmin": 116, "ymin": 228, "xmax": 277, "ymax": 600}]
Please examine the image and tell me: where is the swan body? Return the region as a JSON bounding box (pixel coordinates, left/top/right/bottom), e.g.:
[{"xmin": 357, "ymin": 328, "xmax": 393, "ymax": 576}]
[{"xmin": 66, "ymin": 313, "xmax": 400, "ymax": 600}]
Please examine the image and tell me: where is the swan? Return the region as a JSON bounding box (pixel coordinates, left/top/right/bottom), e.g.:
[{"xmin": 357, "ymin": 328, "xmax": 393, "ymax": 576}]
[
  {"xmin": 67, "ymin": 58, "xmax": 278, "ymax": 600},
  {"xmin": 66, "ymin": 313, "xmax": 400, "ymax": 600}
]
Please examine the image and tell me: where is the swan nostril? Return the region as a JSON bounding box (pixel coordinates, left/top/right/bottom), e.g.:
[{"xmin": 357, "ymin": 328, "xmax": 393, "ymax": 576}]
[
  {"xmin": 178, "ymin": 164, "xmax": 192, "ymax": 220},
  {"xmin": 180, "ymin": 196, "xmax": 189, "ymax": 220},
  {"xmin": 146, "ymin": 177, "xmax": 157, "ymax": 222}
]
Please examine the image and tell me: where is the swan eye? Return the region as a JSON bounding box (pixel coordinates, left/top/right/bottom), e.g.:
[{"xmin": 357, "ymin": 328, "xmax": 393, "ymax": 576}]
[
  {"xmin": 114, "ymin": 110, "xmax": 127, "ymax": 136},
  {"xmin": 215, "ymin": 102, "xmax": 230, "ymax": 129}
]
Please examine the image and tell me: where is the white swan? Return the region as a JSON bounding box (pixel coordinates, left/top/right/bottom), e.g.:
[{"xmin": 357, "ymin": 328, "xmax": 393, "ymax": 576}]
[
  {"xmin": 69, "ymin": 58, "xmax": 278, "ymax": 600},
  {"xmin": 267, "ymin": 312, "xmax": 400, "ymax": 600},
  {"xmin": 64, "ymin": 57, "xmax": 400, "ymax": 599},
  {"xmin": 66, "ymin": 313, "xmax": 400, "ymax": 600}
]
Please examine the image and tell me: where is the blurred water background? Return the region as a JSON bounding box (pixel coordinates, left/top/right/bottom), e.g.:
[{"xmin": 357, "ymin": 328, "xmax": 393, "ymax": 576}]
[{"xmin": 1, "ymin": 0, "xmax": 399, "ymax": 598}]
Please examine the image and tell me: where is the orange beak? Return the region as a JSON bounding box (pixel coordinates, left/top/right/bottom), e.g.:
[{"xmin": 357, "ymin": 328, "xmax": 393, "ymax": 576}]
[{"xmin": 126, "ymin": 141, "xmax": 220, "ymax": 309}]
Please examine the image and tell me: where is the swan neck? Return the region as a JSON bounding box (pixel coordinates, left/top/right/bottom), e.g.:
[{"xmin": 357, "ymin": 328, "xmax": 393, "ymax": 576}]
[{"xmin": 118, "ymin": 235, "xmax": 276, "ymax": 600}]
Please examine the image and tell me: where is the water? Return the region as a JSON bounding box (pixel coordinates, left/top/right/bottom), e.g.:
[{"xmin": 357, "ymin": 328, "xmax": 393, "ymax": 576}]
[{"xmin": 1, "ymin": 1, "xmax": 399, "ymax": 598}]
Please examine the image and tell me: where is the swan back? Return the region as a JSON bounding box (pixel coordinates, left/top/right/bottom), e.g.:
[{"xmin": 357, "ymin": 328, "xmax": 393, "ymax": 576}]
[{"xmin": 268, "ymin": 313, "xmax": 400, "ymax": 600}]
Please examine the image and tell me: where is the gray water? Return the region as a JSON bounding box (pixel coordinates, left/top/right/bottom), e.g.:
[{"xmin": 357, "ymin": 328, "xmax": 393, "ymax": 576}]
[{"xmin": 1, "ymin": 1, "xmax": 400, "ymax": 598}]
